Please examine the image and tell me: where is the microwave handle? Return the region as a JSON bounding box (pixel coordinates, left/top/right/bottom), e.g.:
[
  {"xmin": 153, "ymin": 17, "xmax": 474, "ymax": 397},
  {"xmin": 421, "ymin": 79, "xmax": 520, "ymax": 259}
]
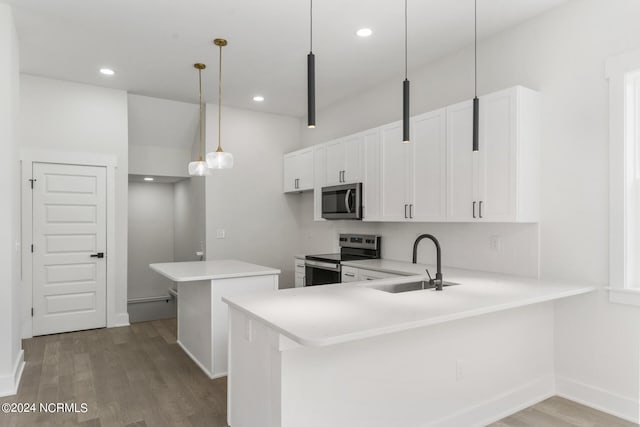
[{"xmin": 345, "ymin": 189, "xmax": 352, "ymax": 213}]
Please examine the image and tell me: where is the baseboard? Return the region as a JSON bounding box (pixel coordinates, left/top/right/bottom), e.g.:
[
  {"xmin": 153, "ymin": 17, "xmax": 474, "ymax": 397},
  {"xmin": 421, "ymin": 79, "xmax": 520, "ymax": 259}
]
[
  {"xmin": 108, "ymin": 312, "xmax": 130, "ymax": 328},
  {"xmin": 0, "ymin": 350, "xmax": 25, "ymax": 398},
  {"xmin": 556, "ymin": 376, "xmax": 639, "ymax": 424},
  {"xmin": 429, "ymin": 375, "xmax": 555, "ymax": 427},
  {"xmin": 177, "ymin": 340, "xmax": 214, "ymax": 379}
]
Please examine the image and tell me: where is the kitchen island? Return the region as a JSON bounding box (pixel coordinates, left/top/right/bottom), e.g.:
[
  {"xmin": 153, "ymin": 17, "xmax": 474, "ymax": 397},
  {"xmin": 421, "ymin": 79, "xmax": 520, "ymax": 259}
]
[
  {"xmin": 222, "ymin": 260, "xmax": 596, "ymax": 427},
  {"xmin": 150, "ymin": 260, "xmax": 279, "ymax": 379}
]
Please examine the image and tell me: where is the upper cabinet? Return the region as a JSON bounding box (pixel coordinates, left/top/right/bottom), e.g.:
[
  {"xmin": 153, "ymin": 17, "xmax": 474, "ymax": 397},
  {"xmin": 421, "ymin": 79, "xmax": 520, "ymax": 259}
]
[
  {"xmin": 446, "ymin": 86, "xmax": 540, "ymax": 222},
  {"xmin": 373, "ymin": 109, "xmax": 447, "ymax": 222},
  {"xmin": 324, "ymin": 135, "xmax": 363, "ymax": 186},
  {"xmin": 286, "ymin": 85, "xmax": 540, "ymax": 223},
  {"xmin": 283, "ymin": 147, "xmax": 314, "ymax": 193}
]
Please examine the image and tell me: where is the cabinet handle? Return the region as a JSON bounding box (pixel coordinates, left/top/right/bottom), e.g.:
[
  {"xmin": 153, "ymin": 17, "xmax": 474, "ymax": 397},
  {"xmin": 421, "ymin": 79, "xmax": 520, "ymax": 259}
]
[
  {"xmin": 473, "ymin": 201, "xmax": 476, "ymax": 219},
  {"xmin": 479, "ymin": 201, "xmax": 483, "ymax": 219},
  {"xmin": 344, "ymin": 273, "xmax": 355, "ymax": 277},
  {"xmin": 404, "ymin": 204, "xmax": 408, "ymax": 219},
  {"xmin": 409, "ymin": 204, "xmax": 413, "ymax": 219},
  {"xmin": 297, "ymin": 264, "xmax": 305, "ymax": 268},
  {"xmin": 342, "ymin": 170, "xmax": 346, "ymax": 182}
]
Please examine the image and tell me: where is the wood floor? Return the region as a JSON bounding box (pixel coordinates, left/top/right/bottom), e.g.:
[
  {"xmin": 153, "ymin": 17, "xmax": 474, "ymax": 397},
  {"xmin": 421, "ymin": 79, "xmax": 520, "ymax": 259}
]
[{"xmin": 0, "ymin": 318, "xmax": 636, "ymax": 427}]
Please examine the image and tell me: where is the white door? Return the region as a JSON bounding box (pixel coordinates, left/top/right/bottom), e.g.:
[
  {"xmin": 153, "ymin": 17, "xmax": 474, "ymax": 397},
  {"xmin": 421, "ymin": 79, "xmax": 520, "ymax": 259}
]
[
  {"xmin": 380, "ymin": 122, "xmax": 410, "ymax": 221},
  {"xmin": 325, "ymin": 140, "xmax": 346, "ymax": 186},
  {"xmin": 478, "ymin": 88, "xmax": 517, "ymax": 221},
  {"xmin": 342, "ymin": 134, "xmax": 363, "ymax": 184},
  {"xmin": 296, "ymin": 148, "xmax": 314, "ymax": 190},
  {"xmin": 283, "ymin": 154, "xmax": 297, "ymax": 192},
  {"xmin": 411, "ymin": 109, "xmax": 447, "ymax": 221},
  {"xmin": 32, "ymin": 163, "xmax": 107, "ymax": 336},
  {"xmin": 446, "ymin": 100, "xmax": 476, "ymax": 221}
]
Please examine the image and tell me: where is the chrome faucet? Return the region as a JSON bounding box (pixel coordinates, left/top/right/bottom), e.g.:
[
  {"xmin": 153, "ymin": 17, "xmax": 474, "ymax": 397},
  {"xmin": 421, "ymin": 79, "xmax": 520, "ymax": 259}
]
[{"xmin": 412, "ymin": 234, "xmax": 444, "ymax": 291}]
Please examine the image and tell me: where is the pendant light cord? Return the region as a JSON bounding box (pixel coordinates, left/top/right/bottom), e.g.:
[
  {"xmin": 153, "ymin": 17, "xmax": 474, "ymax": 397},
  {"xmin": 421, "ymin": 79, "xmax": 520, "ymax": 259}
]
[
  {"xmin": 474, "ymin": 0, "xmax": 477, "ymax": 97},
  {"xmin": 404, "ymin": 0, "xmax": 408, "ymax": 80},
  {"xmin": 217, "ymin": 44, "xmax": 223, "ymax": 152},
  {"xmin": 310, "ymin": 0, "xmax": 313, "ymax": 53},
  {"xmin": 198, "ymin": 68, "xmax": 204, "ymax": 161}
]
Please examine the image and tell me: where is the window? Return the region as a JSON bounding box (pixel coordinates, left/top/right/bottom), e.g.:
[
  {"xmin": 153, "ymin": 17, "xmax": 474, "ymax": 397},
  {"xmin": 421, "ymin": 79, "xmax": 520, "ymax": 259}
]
[{"xmin": 606, "ymin": 49, "xmax": 640, "ymax": 306}]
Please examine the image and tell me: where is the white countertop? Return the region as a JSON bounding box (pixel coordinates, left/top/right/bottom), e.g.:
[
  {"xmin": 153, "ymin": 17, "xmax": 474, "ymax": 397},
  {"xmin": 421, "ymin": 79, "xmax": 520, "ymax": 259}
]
[
  {"xmin": 150, "ymin": 260, "xmax": 281, "ymax": 282},
  {"xmin": 223, "ymin": 259, "xmax": 596, "ymax": 347}
]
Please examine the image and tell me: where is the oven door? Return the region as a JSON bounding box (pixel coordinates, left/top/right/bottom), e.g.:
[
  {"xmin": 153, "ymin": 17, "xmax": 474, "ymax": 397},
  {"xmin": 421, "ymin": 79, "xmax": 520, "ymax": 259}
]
[
  {"xmin": 321, "ymin": 183, "xmax": 362, "ymax": 220},
  {"xmin": 305, "ymin": 260, "xmax": 341, "ymax": 286}
]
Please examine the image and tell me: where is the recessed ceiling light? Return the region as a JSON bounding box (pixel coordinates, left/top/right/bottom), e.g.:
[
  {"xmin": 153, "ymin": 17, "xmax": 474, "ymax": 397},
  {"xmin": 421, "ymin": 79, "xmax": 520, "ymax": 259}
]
[
  {"xmin": 356, "ymin": 28, "xmax": 373, "ymax": 37},
  {"xmin": 99, "ymin": 68, "xmax": 115, "ymax": 76},
  {"xmin": 253, "ymin": 95, "xmax": 265, "ymax": 102},
  {"xmin": 143, "ymin": 177, "xmax": 154, "ymax": 181}
]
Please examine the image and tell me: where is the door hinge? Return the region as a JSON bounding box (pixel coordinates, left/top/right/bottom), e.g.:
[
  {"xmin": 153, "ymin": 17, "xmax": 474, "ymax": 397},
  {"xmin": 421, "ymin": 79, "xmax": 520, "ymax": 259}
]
[
  {"xmin": 28, "ymin": 178, "xmax": 36, "ymax": 189},
  {"xmin": 30, "ymin": 244, "xmax": 34, "ymax": 253},
  {"xmin": 31, "ymin": 308, "xmax": 33, "ymax": 317}
]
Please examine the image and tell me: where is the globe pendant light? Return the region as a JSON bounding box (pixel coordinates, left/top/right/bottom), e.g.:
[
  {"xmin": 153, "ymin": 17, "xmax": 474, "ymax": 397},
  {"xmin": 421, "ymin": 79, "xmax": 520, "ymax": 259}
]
[
  {"xmin": 206, "ymin": 38, "xmax": 234, "ymax": 169},
  {"xmin": 188, "ymin": 63, "xmax": 211, "ymax": 176},
  {"xmin": 307, "ymin": 0, "xmax": 316, "ymax": 128},
  {"xmin": 402, "ymin": 0, "xmax": 410, "ymax": 144},
  {"xmin": 472, "ymin": 0, "xmax": 479, "ymax": 152}
]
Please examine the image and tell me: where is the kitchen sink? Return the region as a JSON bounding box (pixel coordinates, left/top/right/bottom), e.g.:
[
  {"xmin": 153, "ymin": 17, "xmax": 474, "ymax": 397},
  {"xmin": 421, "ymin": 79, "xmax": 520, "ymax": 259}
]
[{"xmin": 367, "ymin": 280, "xmax": 460, "ymax": 293}]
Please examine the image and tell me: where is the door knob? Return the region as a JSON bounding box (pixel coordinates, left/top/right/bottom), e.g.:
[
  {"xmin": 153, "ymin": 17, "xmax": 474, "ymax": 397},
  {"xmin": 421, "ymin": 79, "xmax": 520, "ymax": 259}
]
[{"xmin": 90, "ymin": 252, "xmax": 104, "ymax": 258}]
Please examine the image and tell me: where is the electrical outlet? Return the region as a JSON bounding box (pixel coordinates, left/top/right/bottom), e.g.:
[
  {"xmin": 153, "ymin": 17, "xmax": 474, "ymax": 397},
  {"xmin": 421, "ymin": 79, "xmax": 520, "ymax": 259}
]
[
  {"xmin": 456, "ymin": 360, "xmax": 464, "ymax": 381},
  {"xmin": 489, "ymin": 235, "xmax": 502, "ymax": 252},
  {"xmin": 216, "ymin": 229, "xmax": 226, "ymax": 239}
]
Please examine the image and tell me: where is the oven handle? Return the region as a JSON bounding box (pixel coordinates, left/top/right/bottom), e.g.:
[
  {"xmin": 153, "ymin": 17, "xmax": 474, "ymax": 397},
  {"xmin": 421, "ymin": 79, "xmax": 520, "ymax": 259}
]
[
  {"xmin": 345, "ymin": 189, "xmax": 352, "ymax": 213},
  {"xmin": 305, "ymin": 260, "xmax": 341, "ymax": 272}
]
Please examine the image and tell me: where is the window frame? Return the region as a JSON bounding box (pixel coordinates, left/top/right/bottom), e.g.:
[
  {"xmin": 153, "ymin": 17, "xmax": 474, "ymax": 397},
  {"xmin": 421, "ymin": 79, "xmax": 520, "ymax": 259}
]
[{"xmin": 606, "ymin": 48, "xmax": 640, "ymax": 306}]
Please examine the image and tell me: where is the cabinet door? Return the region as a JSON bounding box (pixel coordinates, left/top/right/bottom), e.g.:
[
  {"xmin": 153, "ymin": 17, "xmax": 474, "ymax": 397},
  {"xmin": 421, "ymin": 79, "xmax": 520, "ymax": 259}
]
[
  {"xmin": 283, "ymin": 154, "xmax": 297, "ymax": 193},
  {"xmin": 341, "ymin": 266, "xmax": 359, "ymax": 283},
  {"xmin": 297, "ymin": 149, "xmax": 314, "ymax": 191},
  {"xmin": 446, "ymin": 100, "xmax": 476, "ymax": 221},
  {"xmin": 478, "ymin": 88, "xmax": 517, "ymax": 221},
  {"xmin": 359, "ymin": 269, "xmax": 403, "ymax": 281},
  {"xmin": 325, "ymin": 140, "xmax": 346, "ymax": 186},
  {"xmin": 313, "ymin": 145, "xmax": 326, "ymax": 221},
  {"xmin": 362, "ymin": 129, "xmax": 381, "ymax": 221},
  {"xmin": 380, "ymin": 122, "xmax": 411, "ymax": 221},
  {"xmin": 343, "ymin": 134, "xmax": 363, "ymax": 183},
  {"xmin": 411, "ymin": 109, "xmax": 447, "ymax": 221}
]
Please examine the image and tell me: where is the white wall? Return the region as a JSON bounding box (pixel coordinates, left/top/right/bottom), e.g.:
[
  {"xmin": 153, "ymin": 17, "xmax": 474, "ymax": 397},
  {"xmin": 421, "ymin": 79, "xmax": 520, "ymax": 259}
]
[
  {"xmin": 0, "ymin": 3, "xmax": 23, "ymax": 397},
  {"xmin": 19, "ymin": 75, "xmax": 130, "ymax": 324},
  {"xmin": 205, "ymin": 105, "xmax": 302, "ymax": 287},
  {"xmin": 299, "ymin": 0, "xmax": 640, "ymax": 421},
  {"xmin": 128, "ymin": 94, "xmax": 199, "ymax": 177},
  {"xmin": 127, "ymin": 182, "xmax": 175, "ymax": 299}
]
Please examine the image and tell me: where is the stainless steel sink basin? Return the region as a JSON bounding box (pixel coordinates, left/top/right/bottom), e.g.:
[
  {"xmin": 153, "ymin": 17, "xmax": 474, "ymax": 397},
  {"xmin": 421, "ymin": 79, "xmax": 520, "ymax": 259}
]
[{"xmin": 367, "ymin": 280, "xmax": 460, "ymax": 293}]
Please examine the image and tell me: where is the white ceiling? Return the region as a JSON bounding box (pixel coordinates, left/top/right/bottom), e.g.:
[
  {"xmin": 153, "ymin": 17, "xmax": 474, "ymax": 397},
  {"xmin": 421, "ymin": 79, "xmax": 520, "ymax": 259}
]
[{"xmin": 6, "ymin": 0, "xmax": 566, "ymax": 117}]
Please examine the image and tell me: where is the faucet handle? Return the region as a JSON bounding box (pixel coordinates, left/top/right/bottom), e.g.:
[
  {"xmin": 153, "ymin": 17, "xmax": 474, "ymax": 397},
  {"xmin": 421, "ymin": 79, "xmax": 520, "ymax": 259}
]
[{"xmin": 425, "ymin": 268, "xmax": 433, "ymax": 281}]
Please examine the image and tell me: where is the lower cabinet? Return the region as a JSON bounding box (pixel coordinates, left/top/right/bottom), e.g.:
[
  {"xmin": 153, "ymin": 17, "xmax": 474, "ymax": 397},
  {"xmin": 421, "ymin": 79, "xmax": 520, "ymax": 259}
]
[
  {"xmin": 341, "ymin": 266, "xmax": 405, "ymax": 283},
  {"xmin": 294, "ymin": 258, "xmax": 306, "ymax": 288}
]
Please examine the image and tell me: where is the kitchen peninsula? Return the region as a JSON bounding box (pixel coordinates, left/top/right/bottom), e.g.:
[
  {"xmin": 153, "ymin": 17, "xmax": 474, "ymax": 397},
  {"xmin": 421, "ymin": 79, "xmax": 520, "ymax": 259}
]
[
  {"xmin": 223, "ymin": 261, "xmax": 595, "ymax": 427},
  {"xmin": 150, "ymin": 260, "xmax": 280, "ymax": 379}
]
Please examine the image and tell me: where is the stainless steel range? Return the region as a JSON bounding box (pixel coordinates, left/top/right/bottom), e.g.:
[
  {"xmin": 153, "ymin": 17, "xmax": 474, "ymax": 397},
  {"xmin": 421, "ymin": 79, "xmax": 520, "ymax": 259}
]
[{"xmin": 304, "ymin": 234, "xmax": 381, "ymax": 286}]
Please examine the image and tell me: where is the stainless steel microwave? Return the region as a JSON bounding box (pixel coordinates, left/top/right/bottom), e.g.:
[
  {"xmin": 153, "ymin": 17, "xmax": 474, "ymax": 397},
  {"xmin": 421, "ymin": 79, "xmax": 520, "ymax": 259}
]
[{"xmin": 321, "ymin": 183, "xmax": 362, "ymax": 220}]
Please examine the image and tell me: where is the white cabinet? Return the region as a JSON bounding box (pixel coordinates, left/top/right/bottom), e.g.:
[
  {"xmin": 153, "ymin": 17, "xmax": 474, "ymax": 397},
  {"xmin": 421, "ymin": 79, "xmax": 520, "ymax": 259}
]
[
  {"xmin": 324, "ymin": 134, "xmax": 363, "ymax": 186},
  {"xmin": 283, "ymin": 148, "xmax": 314, "ymax": 193},
  {"xmin": 410, "ymin": 109, "xmax": 447, "ymax": 221},
  {"xmin": 377, "ymin": 109, "xmax": 447, "ymax": 222},
  {"xmin": 294, "ymin": 257, "xmax": 306, "ymax": 288},
  {"xmin": 362, "ymin": 129, "xmax": 382, "ymax": 221},
  {"xmin": 357, "ymin": 268, "xmax": 405, "ymax": 281},
  {"xmin": 313, "ymin": 144, "xmax": 326, "ymax": 221},
  {"xmin": 341, "ymin": 266, "xmax": 359, "ymax": 283},
  {"xmin": 446, "ymin": 86, "xmax": 540, "ymax": 222}
]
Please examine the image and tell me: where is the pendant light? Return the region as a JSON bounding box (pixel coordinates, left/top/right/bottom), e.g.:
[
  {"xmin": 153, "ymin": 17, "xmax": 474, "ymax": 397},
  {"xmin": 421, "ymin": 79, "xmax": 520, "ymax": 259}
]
[
  {"xmin": 188, "ymin": 63, "xmax": 211, "ymax": 176},
  {"xmin": 307, "ymin": 0, "xmax": 316, "ymax": 128},
  {"xmin": 472, "ymin": 0, "xmax": 479, "ymax": 152},
  {"xmin": 402, "ymin": 0, "xmax": 410, "ymax": 144},
  {"xmin": 206, "ymin": 38, "xmax": 234, "ymax": 169}
]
